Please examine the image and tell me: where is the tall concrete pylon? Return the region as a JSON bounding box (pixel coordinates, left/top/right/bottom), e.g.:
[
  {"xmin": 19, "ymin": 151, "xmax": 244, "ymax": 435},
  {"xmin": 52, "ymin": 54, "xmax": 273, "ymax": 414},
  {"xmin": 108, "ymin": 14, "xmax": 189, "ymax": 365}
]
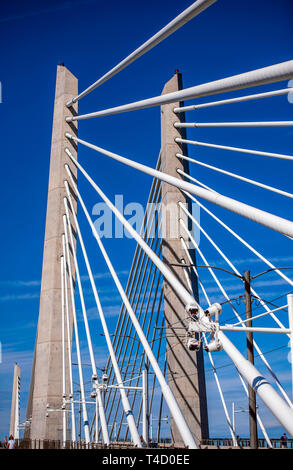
[
  {"xmin": 26, "ymin": 65, "xmax": 78, "ymax": 441},
  {"xmin": 160, "ymin": 71, "xmax": 209, "ymax": 445},
  {"xmin": 10, "ymin": 363, "xmax": 21, "ymax": 439}
]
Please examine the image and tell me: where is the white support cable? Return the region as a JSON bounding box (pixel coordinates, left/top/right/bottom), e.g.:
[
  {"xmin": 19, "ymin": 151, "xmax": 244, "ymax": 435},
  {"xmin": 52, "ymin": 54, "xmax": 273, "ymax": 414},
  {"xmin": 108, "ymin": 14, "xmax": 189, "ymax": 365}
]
[
  {"xmin": 173, "ymin": 87, "xmax": 293, "ymax": 113},
  {"xmin": 202, "ymin": 332, "xmax": 238, "ymax": 446},
  {"xmin": 61, "ymin": 236, "xmax": 76, "ymax": 442},
  {"xmin": 181, "ymin": 253, "xmax": 238, "ymax": 446},
  {"xmin": 179, "ymin": 219, "xmax": 239, "ymax": 318},
  {"xmin": 66, "ymin": 0, "xmax": 217, "ymax": 106},
  {"xmin": 179, "ymin": 198, "xmax": 291, "ymax": 333},
  {"xmin": 181, "ymin": 190, "xmax": 293, "ymax": 289},
  {"xmin": 176, "ymin": 156, "xmax": 293, "ymax": 200},
  {"xmin": 181, "ymin": 187, "xmax": 293, "ymax": 337},
  {"xmin": 179, "ymin": 218, "xmax": 293, "ymax": 407},
  {"xmin": 65, "ymin": 134, "xmax": 293, "ymax": 239},
  {"xmin": 180, "ymin": 238, "xmax": 272, "ymax": 448},
  {"xmin": 60, "ymin": 256, "xmax": 67, "ymax": 446},
  {"xmin": 63, "ymin": 202, "xmax": 110, "ymax": 446},
  {"xmin": 179, "ymin": 198, "xmax": 293, "ymax": 330},
  {"xmin": 180, "ymin": 237, "xmax": 210, "ymax": 307},
  {"xmin": 65, "ymin": 60, "xmax": 293, "ymax": 121},
  {"xmin": 237, "ymin": 373, "xmax": 272, "ymax": 448},
  {"xmin": 63, "ymin": 216, "xmax": 91, "ymax": 444},
  {"xmin": 217, "ymin": 330, "xmax": 293, "ymax": 436},
  {"xmin": 64, "ymin": 167, "xmax": 200, "ymax": 449},
  {"xmin": 63, "ymin": 183, "xmax": 142, "ymax": 449},
  {"xmin": 64, "ymin": 147, "xmax": 195, "ymax": 308},
  {"xmin": 175, "ymin": 137, "xmax": 293, "ymax": 162},
  {"xmin": 174, "ymin": 121, "xmax": 293, "ymax": 128}
]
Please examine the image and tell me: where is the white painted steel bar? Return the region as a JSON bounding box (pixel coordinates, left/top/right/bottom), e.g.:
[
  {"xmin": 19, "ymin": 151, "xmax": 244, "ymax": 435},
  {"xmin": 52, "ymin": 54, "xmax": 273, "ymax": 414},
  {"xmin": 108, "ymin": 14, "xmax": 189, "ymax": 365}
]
[
  {"xmin": 64, "ymin": 182, "xmax": 142, "ymax": 449},
  {"xmin": 66, "ymin": 0, "xmax": 217, "ymax": 107},
  {"xmin": 61, "ymin": 236, "xmax": 76, "ymax": 442},
  {"xmin": 218, "ymin": 330, "xmax": 293, "ymax": 436},
  {"xmin": 60, "ymin": 256, "xmax": 67, "ymax": 446},
  {"xmin": 66, "ymin": 60, "xmax": 293, "ymax": 121},
  {"xmin": 175, "ymin": 137, "xmax": 293, "ymax": 161},
  {"xmin": 174, "ymin": 121, "xmax": 293, "ymax": 128},
  {"xmin": 179, "ymin": 215, "xmax": 293, "ymax": 405},
  {"xmin": 65, "ymin": 134, "xmax": 293, "ymax": 238},
  {"xmin": 64, "ymin": 166, "xmax": 199, "ymax": 449},
  {"xmin": 176, "ymin": 155, "xmax": 293, "ymax": 199},
  {"xmin": 63, "ymin": 201, "xmax": 110, "ymax": 446},
  {"xmin": 232, "ymin": 305, "xmax": 288, "ymax": 327},
  {"xmin": 220, "ymin": 326, "xmax": 291, "ymax": 334},
  {"xmin": 183, "ymin": 191, "xmax": 293, "ymax": 288},
  {"xmin": 288, "ymin": 295, "xmax": 293, "ymax": 401},
  {"xmin": 173, "ymin": 88, "xmax": 293, "ymax": 113},
  {"xmin": 63, "ymin": 215, "xmax": 91, "ymax": 444}
]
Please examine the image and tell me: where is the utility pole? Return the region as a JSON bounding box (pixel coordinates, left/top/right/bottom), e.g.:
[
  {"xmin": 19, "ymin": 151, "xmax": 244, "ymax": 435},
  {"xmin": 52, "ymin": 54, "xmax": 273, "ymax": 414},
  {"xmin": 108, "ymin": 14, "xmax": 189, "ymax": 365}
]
[{"xmin": 244, "ymin": 270, "xmax": 258, "ymax": 449}]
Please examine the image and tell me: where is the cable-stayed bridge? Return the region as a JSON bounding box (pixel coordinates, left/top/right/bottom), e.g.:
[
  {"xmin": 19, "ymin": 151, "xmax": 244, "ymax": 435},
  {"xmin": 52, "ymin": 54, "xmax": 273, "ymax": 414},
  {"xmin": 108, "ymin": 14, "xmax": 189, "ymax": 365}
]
[{"xmin": 9, "ymin": 0, "xmax": 293, "ymax": 449}]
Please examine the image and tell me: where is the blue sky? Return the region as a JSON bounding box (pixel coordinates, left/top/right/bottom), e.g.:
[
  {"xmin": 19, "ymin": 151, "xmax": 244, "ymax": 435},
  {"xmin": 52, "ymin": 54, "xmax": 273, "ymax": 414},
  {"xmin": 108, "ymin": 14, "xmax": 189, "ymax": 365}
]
[{"xmin": 0, "ymin": 0, "xmax": 293, "ymax": 442}]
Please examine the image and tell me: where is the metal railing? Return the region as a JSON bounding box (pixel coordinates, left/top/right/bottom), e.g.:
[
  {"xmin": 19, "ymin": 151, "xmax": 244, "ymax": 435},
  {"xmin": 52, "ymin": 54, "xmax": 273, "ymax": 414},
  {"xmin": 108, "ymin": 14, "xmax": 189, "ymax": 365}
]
[{"xmin": 200, "ymin": 438, "xmax": 293, "ymax": 449}]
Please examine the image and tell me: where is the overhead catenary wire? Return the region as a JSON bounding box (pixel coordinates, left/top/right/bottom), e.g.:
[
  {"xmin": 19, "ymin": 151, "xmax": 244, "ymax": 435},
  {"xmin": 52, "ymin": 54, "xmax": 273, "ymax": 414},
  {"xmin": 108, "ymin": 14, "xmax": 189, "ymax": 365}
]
[
  {"xmin": 65, "ymin": 60, "xmax": 293, "ymax": 121},
  {"xmin": 179, "ymin": 210, "xmax": 293, "ymax": 407},
  {"xmin": 181, "ymin": 254, "xmax": 238, "ymax": 446},
  {"xmin": 173, "ymin": 87, "xmax": 293, "ymax": 113},
  {"xmin": 175, "ymin": 137, "xmax": 293, "ymax": 162},
  {"xmin": 64, "ymin": 164, "xmax": 199, "ymax": 449},
  {"xmin": 66, "ymin": 0, "xmax": 217, "ymax": 106},
  {"xmin": 65, "ymin": 135, "xmax": 293, "ymax": 239},
  {"xmin": 65, "ymin": 150, "xmax": 293, "ymax": 432},
  {"xmin": 181, "ymin": 243, "xmax": 272, "ymax": 447},
  {"xmin": 179, "ymin": 200, "xmax": 291, "ymax": 333},
  {"xmin": 182, "ymin": 190, "xmax": 293, "ymax": 288}
]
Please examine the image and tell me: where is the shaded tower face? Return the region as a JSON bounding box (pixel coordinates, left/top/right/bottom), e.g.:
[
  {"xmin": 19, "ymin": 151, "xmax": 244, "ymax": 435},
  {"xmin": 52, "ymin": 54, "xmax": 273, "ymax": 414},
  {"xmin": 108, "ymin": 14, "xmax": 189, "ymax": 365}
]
[{"xmin": 160, "ymin": 72, "xmax": 209, "ymax": 445}]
